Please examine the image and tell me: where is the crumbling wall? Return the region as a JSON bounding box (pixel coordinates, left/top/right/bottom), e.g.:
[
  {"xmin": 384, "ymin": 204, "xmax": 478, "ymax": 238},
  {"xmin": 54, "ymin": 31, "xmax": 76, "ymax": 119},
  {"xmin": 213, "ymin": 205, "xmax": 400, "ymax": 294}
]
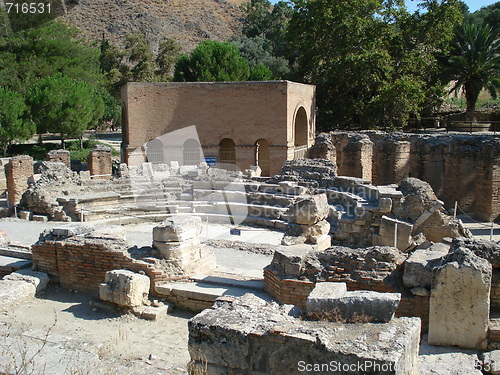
[
  {"xmin": 6, "ymin": 155, "xmax": 33, "ymax": 206},
  {"xmin": 319, "ymin": 131, "xmax": 500, "ymax": 221},
  {"xmin": 31, "ymin": 226, "xmax": 183, "ymax": 295}
]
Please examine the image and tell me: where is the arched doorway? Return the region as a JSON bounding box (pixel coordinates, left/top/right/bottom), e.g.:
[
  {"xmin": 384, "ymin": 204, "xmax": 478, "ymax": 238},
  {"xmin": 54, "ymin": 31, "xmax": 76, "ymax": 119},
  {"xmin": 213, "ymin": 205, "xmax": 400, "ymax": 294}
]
[
  {"xmin": 294, "ymin": 107, "xmax": 308, "ymax": 159},
  {"xmin": 255, "ymin": 139, "xmax": 270, "ymax": 177},
  {"xmin": 146, "ymin": 139, "xmax": 164, "ymax": 164},
  {"xmin": 219, "ymin": 138, "xmax": 236, "ymax": 165},
  {"xmin": 183, "ymin": 139, "xmax": 202, "ymax": 165}
]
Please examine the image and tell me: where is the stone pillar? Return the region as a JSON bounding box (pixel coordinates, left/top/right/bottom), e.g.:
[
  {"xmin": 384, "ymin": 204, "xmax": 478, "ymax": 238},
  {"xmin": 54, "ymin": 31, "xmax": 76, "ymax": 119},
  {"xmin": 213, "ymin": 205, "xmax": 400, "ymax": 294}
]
[
  {"xmin": 46, "ymin": 149, "xmax": 71, "ymax": 168},
  {"xmin": 282, "ymin": 193, "xmax": 331, "ymax": 250},
  {"xmin": 0, "ymin": 158, "xmax": 9, "ymax": 194},
  {"xmin": 309, "ymin": 134, "xmax": 336, "ymax": 164},
  {"xmin": 474, "ymin": 143, "xmax": 500, "ymax": 221},
  {"xmin": 152, "ymin": 215, "xmax": 215, "ymax": 275},
  {"xmin": 87, "ymin": 145, "xmax": 112, "ymax": 179},
  {"xmin": 371, "ymin": 138, "xmax": 411, "ymax": 185},
  {"xmin": 6, "ymin": 155, "xmax": 33, "ymax": 206},
  {"xmin": 343, "ymin": 137, "xmax": 373, "ymax": 180},
  {"xmin": 428, "ymin": 247, "xmax": 491, "ymax": 349}
]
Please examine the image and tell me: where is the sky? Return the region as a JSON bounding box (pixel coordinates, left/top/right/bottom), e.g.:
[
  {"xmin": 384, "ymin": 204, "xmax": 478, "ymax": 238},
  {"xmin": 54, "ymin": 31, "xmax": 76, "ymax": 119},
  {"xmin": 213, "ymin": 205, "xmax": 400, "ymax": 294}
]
[{"xmin": 269, "ymin": 0, "xmax": 498, "ymax": 13}]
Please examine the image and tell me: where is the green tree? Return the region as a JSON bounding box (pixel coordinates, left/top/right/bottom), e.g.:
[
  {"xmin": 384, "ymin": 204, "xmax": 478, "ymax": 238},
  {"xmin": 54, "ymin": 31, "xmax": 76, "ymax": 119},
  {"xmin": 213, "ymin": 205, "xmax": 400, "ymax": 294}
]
[
  {"xmin": 231, "ymin": 35, "xmax": 290, "ymax": 78},
  {"xmin": 27, "ymin": 74, "xmax": 104, "ymax": 148},
  {"xmin": 99, "ymin": 35, "xmax": 129, "ymax": 97},
  {"xmin": 467, "ymin": 2, "xmax": 500, "ymax": 30},
  {"xmin": 287, "ymin": 0, "xmax": 463, "ymax": 129},
  {"xmin": 0, "ymin": 86, "xmax": 34, "ymax": 156},
  {"xmin": 249, "ymin": 63, "xmax": 273, "ymax": 80},
  {"xmin": 0, "ymin": 21, "xmax": 103, "ymax": 95},
  {"xmin": 442, "ymin": 23, "xmax": 500, "ymax": 122},
  {"xmin": 124, "ymin": 31, "xmax": 156, "ymax": 82},
  {"xmin": 155, "ymin": 38, "xmax": 182, "ymax": 81},
  {"xmin": 174, "ymin": 40, "xmax": 251, "ymax": 82}
]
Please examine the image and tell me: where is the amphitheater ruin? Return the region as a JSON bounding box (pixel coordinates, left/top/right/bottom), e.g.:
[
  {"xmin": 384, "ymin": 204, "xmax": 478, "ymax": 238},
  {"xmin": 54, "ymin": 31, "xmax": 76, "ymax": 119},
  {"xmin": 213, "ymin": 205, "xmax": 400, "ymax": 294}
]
[{"xmin": 0, "ymin": 81, "xmax": 500, "ymax": 374}]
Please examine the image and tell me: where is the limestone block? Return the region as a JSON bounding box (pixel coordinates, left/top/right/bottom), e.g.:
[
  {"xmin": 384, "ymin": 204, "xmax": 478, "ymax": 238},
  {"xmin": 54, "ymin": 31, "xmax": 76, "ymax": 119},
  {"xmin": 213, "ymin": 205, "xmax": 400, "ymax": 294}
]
[
  {"xmin": 481, "ymin": 351, "xmax": 500, "ymax": 374},
  {"xmin": 403, "ymin": 248, "xmax": 446, "ymax": 288},
  {"xmin": 375, "ymin": 215, "xmax": 413, "ymax": 250},
  {"xmin": 18, "ymin": 210, "xmax": 32, "ymax": 221},
  {"xmin": 118, "ymin": 163, "xmax": 129, "ymax": 178},
  {"xmin": 99, "ymin": 270, "xmax": 150, "ymax": 308},
  {"xmin": 271, "ymin": 246, "xmax": 311, "ymax": 276},
  {"xmin": 79, "ymin": 170, "xmax": 91, "ymax": 180},
  {"xmin": 0, "ymin": 230, "xmax": 9, "ymax": 247},
  {"xmin": 0, "ymin": 279, "xmax": 36, "ymax": 310},
  {"xmin": 153, "ymin": 238, "xmax": 201, "ymax": 260},
  {"xmin": 301, "ymin": 220, "xmax": 330, "ymax": 238},
  {"xmin": 170, "ymin": 161, "xmax": 180, "ymax": 174},
  {"xmin": 3, "ymin": 269, "xmax": 50, "ymax": 294},
  {"xmin": 281, "ymin": 235, "xmax": 307, "ymax": 246},
  {"xmin": 307, "ymin": 282, "xmax": 401, "ymax": 322},
  {"xmin": 189, "ymin": 294, "xmax": 420, "ymax": 375},
  {"xmin": 46, "ymin": 149, "xmax": 70, "ymax": 168},
  {"xmin": 288, "ymin": 193, "xmax": 329, "ymax": 225},
  {"xmin": 51, "ymin": 224, "xmax": 95, "ymax": 238},
  {"xmin": 179, "ymin": 165, "xmax": 197, "ymax": 176},
  {"xmin": 153, "ymin": 215, "xmax": 202, "ymax": 242},
  {"xmin": 32, "ymin": 215, "xmax": 48, "ymax": 222},
  {"xmin": 428, "ymin": 247, "xmax": 491, "ymax": 349}
]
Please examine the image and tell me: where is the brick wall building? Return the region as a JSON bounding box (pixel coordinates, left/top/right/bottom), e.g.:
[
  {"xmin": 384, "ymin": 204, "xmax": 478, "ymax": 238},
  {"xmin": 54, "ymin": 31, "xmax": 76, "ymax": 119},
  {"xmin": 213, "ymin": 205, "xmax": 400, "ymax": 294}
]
[{"xmin": 121, "ymin": 81, "xmax": 316, "ymax": 176}]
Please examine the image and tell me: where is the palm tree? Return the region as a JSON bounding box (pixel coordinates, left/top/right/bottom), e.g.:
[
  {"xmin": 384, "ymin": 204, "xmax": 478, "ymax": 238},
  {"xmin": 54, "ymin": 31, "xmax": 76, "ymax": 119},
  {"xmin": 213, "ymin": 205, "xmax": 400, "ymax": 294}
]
[{"xmin": 444, "ymin": 23, "xmax": 500, "ymax": 122}]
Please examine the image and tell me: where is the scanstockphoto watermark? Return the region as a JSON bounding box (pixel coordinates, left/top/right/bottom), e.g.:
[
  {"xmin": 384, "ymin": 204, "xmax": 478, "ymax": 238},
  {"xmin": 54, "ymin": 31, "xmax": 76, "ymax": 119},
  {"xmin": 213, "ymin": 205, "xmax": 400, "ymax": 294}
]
[{"xmin": 297, "ymin": 360, "xmax": 395, "ymax": 373}]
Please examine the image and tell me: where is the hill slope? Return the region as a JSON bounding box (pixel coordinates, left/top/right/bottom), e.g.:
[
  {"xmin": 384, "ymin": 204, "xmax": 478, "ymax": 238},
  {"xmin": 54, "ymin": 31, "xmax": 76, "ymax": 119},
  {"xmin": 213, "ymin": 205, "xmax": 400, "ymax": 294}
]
[{"xmin": 60, "ymin": 0, "xmax": 245, "ymax": 51}]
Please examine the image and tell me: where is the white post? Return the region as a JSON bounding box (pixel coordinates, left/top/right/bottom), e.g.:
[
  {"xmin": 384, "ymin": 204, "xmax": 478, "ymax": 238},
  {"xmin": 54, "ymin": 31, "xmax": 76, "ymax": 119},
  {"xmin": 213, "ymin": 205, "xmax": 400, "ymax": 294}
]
[
  {"xmin": 491, "ymin": 222, "xmax": 494, "ymax": 241},
  {"xmin": 453, "ymin": 201, "xmax": 458, "ymax": 220},
  {"xmin": 394, "ymin": 222, "xmax": 398, "ymax": 248},
  {"xmin": 80, "ymin": 208, "xmax": 84, "ymax": 223}
]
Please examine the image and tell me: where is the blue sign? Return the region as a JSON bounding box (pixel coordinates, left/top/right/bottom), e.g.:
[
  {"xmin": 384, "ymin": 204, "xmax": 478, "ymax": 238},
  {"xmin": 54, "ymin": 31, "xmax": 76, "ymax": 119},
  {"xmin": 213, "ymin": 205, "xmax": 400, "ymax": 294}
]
[
  {"xmin": 230, "ymin": 228, "xmax": 241, "ymax": 236},
  {"xmin": 204, "ymin": 157, "xmax": 217, "ymax": 167}
]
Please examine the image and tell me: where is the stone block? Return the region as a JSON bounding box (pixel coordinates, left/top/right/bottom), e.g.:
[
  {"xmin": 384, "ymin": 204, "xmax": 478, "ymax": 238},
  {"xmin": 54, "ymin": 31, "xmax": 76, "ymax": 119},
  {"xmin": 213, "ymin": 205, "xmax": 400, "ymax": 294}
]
[
  {"xmin": 79, "ymin": 170, "xmax": 91, "ymax": 180},
  {"xmin": 189, "ymin": 294, "xmax": 420, "ymax": 375},
  {"xmin": 170, "ymin": 161, "xmax": 180, "ymax": 174},
  {"xmin": 301, "ymin": 220, "xmax": 330, "ymax": 238},
  {"xmin": 376, "ymin": 215, "xmax": 413, "ymax": 250},
  {"xmin": 18, "ymin": 210, "xmax": 32, "ymax": 221},
  {"xmin": 32, "ymin": 215, "xmax": 48, "ymax": 222},
  {"xmin": 153, "ymin": 238, "xmax": 201, "ymax": 260},
  {"xmin": 288, "ymin": 193, "xmax": 329, "ymax": 225},
  {"xmin": 142, "ymin": 162, "xmax": 153, "ymax": 177},
  {"xmin": 3, "ymin": 269, "xmax": 50, "ymax": 294},
  {"xmin": 309, "ymin": 234, "xmax": 331, "ymax": 250},
  {"xmin": 99, "ymin": 270, "xmax": 150, "ymax": 308},
  {"xmin": 6, "ymin": 155, "xmax": 33, "ymax": 205},
  {"xmin": 271, "ymin": 246, "xmax": 311, "ymax": 276},
  {"xmin": 118, "ymin": 163, "xmax": 129, "ymax": 178},
  {"xmin": 153, "ymin": 215, "xmax": 202, "ymax": 242},
  {"xmin": 50, "ymin": 224, "xmax": 95, "ymax": 238},
  {"xmin": 132, "ymin": 303, "xmax": 170, "ymax": 320},
  {"xmin": 87, "ymin": 145, "xmax": 112, "ymax": 179},
  {"xmin": 0, "ymin": 279, "xmax": 37, "ymax": 310},
  {"xmin": 403, "ymin": 248, "xmax": 446, "ymax": 288},
  {"xmin": 428, "ymin": 247, "xmax": 491, "ymax": 349},
  {"xmin": 481, "ymin": 351, "xmax": 500, "ymax": 374},
  {"xmin": 307, "ymin": 282, "xmax": 401, "ymax": 323},
  {"xmin": 46, "ymin": 149, "xmax": 70, "ymax": 168}
]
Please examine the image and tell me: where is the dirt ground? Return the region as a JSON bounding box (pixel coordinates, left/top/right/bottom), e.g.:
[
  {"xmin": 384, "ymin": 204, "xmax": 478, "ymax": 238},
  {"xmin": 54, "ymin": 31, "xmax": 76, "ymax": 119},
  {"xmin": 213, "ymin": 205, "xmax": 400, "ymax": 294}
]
[{"xmin": 0, "ymin": 286, "xmax": 195, "ymax": 375}]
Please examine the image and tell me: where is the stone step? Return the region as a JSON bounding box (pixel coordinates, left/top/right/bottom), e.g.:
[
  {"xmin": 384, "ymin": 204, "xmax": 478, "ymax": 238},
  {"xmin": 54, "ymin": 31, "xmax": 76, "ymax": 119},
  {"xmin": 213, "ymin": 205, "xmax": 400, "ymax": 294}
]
[
  {"xmin": 155, "ymin": 281, "xmax": 272, "ymax": 312},
  {"xmin": 0, "ymin": 255, "xmax": 32, "ymax": 274},
  {"xmin": 190, "ymin": 274, "xmax": 264, "ymax": 291}
]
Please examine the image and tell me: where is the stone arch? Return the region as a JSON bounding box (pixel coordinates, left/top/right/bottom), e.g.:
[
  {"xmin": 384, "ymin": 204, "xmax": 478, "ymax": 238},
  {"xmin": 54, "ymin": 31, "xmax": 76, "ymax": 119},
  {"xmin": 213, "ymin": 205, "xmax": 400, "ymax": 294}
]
[
  {"xmin": 255, "ymin": 138, "xmax": 270, "ymax": 177},
  {"xmin": 219, "ymin": 138, "xmax": 236, "ymax": 165},
  {"xmin": 294, "ymin": 106, "xmax": 309, "ymax": 159},
  {"xmin": 294, "ymin": 106, "xmax": 308, "ymax": 146},
  {"xmin": 146, "ymin": 138, "xmax": 164, "ymax": 164},
  {"xmin": 183, "ymin": 138, "xmax": 202, "ymax": 165}
]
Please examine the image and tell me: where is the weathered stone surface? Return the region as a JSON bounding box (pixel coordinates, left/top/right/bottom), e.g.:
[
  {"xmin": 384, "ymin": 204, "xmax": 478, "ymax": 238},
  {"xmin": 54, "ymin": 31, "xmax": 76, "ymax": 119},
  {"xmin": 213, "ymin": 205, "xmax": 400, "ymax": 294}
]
[
  {"xmin": 306, "ymin": 282, "xmax": 401, "ymax": 323},
  {"xmin": 188, "ymin": 293, "xmax": 420, "ymax": 375},
  {"xmin": 403, "ymin": 248, "xmax": 447, "ymax": 288},
  {"xmin": 46, "ymin": 149, "xmax": 71, "ymax": 168},
  {"xmin": 99, "ymin": 270, "xmax": 150, "ymax": 308},
  {"xmin": 452, "ymin": 237, "xmax": 500, "ymax": 266},
  {"xmin": 275, "ymin": 158, "xmax": 337, "ymax": 183},
  {"xmin": 132, "ymin": 303, "xmax": 170, "ymax": 320},
  {"xmin": 3, "ymin": 269, "xmax": 49, "ymax": 294},
  {"xmin": 287, "ymin": 193, "xmax": 329, "ymax": 225},
  {"xmin": 481, "ymin": 350, "xmax": 500, "ymax": 374},
  {"xmin": 301, "ymin": 220, "xmax": 330, "ymax": 237},
  {"xmin": 428, "ymin": 247, "xmax": 492, "ymax": 349},
  {"xmin": 374, "ymin": 215, "xmax": 413, "ymax": 250},
  {"xmin": 6, "ymin": 155, "xmax": 33, "ymax": 205},
  {"xmin": 37, "ymin": 161, "xmax": 75, "ymax": 181},
  {"xmin": 18, "ymin": 210, "xmax": 32, "ymax": 221},
  {"xmin": 0, "ymin": 279, "xmax": 37, "ymax": 310},
  {"xmin": 50, "ymin": 224, "xmax": 96, "ymax": 239},
  {"xmin": 270, "ymin": 246, "xmax": 312, "ymax": 276},
  {"xmin": 87, "ymin": 145, "xmax": 112, "ymax": 179},
  {"xmin": 153, "ymin": 215, "xmax": 202, "ymax": 242}
]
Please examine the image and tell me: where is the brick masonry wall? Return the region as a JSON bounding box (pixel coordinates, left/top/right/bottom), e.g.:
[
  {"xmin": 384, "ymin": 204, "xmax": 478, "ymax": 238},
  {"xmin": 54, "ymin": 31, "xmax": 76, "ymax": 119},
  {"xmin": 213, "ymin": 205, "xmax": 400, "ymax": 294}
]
[
  {"xmin": 87, "ymin": 148, "xmax": 112, "ymax": 179},
  {"xmin": 121, "ymin": 81, "xmax": 316, "ymax": 176},
  {"xmin": 32, "ymin": 238, "xmax": 184, "ymax": 296},
  {"xmin": 327, "ymin": 132, "xmax": 500, "ymax": 221},
  {"xmin": 6, "ymin": 155, "xmax": 33, "ymax": 205},
  {"xmin": 264, "ymin": 267, "xmax": 431, "ymax": 331}
]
